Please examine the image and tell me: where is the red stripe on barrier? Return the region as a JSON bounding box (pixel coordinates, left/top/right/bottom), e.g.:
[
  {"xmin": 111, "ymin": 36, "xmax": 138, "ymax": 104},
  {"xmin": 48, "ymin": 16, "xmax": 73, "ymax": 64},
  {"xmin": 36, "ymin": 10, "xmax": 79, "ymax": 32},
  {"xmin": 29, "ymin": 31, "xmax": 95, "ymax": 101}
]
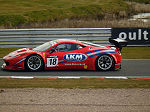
[
  {"xmin": 128, "ymin": 77, "xmax": 150, "ymax": 79},
  {"xmin": 34, "ymin": 77, "xmax": 57, "ymax": 79},
  {"xmin": 82, "ymin": 77, "xmax": 105, "ymax": 79},
  {"xmin": 0, "ymin": 77, "xmax": 11, "ymax": 79}
]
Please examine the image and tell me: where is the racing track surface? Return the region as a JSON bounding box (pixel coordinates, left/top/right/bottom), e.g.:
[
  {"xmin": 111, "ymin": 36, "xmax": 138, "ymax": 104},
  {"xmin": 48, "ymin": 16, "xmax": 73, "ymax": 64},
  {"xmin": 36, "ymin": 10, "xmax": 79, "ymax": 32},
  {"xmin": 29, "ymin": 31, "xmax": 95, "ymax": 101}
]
[{"xmin": 0, "ymin": 60, "xmax": 150, "ymax": 77}]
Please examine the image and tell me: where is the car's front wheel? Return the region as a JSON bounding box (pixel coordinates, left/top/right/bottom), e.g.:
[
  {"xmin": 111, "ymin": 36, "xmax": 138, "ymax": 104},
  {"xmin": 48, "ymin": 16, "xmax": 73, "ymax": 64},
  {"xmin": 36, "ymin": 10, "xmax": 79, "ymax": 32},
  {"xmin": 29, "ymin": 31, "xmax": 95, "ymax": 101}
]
[
  {"xmin": 25, "ymin": 55, "xmax": 44, "ymax": 71},
  {"xmin": 95, "ymin": 54, "xmax": 115, "ymax": 71}
]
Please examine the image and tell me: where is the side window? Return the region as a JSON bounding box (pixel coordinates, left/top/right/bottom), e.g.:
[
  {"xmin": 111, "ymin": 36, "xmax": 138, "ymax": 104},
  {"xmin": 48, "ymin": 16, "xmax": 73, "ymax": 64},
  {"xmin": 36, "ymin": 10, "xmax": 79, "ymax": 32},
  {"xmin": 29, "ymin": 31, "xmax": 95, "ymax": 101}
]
[
  {"xmin": 55, "ymin": 43, "xmax": 71, "ymax": 52},
  {"xmin": 53, "ymin": 43, "xmax": 84, "ymax": 52}
]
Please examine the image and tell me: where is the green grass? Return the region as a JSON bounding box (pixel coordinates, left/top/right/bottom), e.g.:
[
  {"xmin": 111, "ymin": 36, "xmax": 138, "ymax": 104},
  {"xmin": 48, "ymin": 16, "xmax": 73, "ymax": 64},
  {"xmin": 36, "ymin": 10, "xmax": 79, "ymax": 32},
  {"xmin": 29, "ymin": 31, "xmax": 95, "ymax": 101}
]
[
  {"xmin": 0, "ymin": 0, "xmax": 149, "ymax": 28},
  {"xmin": 122, "ymin": 47, "xmax": 150, "ymax": 59},
  {"xmin": 0, "ymin": 79, "xmax": 150, "ymax": 88},
  {"xmin": 0, "ymin": 0, "xmax": 129, "ymax": 27},
  {"xmin": 0, "ymin": 47, "xmax": 150, "ymax": 59},
  {"xmin": 0, "ymin": 48, "xmax": 20, "ymax": 58}
]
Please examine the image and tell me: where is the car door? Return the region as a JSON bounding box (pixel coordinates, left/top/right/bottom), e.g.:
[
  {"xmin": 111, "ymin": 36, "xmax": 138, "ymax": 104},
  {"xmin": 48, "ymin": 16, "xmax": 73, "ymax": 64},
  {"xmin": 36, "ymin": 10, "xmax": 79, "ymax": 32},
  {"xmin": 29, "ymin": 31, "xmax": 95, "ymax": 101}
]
[{"xmin": 46, "ymin": 43, "xmax": 88, "ymax": 70}]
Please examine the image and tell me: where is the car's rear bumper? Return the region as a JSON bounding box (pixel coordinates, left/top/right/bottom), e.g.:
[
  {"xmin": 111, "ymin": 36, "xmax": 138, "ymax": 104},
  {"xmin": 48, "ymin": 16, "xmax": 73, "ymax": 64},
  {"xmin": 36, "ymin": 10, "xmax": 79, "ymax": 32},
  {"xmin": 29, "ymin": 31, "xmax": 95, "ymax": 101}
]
[{"xmin": 114, "ymin": 62, "xmax": 121, "ymax": 70}]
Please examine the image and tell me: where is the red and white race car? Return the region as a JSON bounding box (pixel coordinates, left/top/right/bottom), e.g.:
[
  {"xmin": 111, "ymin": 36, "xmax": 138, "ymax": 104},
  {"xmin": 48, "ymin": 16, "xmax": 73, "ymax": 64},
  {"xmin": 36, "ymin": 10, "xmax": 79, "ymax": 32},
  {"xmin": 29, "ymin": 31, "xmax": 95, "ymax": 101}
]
[{"xmin": 2, "ymin": 38, "xmax": 127, "ymax": 71}]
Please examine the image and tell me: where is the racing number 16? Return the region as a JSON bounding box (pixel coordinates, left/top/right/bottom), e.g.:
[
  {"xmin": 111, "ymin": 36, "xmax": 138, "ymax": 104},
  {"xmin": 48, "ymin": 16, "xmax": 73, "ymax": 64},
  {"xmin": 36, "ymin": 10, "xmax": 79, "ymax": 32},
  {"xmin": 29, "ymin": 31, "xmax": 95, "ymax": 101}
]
[{"xmin": 47, "ymin": 58, "xmax": 58, "ymax": 67}]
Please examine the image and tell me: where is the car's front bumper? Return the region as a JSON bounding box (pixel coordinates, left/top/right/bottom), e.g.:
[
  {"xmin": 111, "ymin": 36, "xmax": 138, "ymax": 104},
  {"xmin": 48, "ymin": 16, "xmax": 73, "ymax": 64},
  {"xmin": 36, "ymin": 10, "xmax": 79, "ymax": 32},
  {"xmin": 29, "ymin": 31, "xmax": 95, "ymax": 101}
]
[{"xmin": 2, "ymin": 58, "xmax": 26, "ymax": 71}]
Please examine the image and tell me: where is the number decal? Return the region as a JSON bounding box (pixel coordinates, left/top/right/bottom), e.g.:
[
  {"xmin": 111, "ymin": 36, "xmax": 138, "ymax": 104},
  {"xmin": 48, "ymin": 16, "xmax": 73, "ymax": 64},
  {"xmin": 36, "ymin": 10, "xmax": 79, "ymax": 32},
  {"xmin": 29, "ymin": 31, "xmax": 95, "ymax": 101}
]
[{"xmin": 47, "ymin": 57, "xmax": 58, "ymax": 67}]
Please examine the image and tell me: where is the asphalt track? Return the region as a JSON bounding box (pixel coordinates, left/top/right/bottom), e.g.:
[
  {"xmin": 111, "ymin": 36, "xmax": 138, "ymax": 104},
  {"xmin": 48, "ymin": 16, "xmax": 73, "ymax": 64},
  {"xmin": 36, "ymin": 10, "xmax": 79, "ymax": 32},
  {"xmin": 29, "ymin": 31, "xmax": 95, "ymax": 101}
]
[{"xmin": 0, "ymin": 59, "xmax": 150, "ymax": 77}]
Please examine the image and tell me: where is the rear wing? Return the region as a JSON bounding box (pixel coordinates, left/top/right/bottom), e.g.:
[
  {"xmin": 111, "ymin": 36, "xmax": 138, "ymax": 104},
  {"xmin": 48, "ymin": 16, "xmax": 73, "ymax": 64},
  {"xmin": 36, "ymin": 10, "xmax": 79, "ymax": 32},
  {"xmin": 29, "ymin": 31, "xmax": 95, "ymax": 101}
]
[{"xmin": 109, "ymin": 38, "xmax": 128, "ymax": 51}]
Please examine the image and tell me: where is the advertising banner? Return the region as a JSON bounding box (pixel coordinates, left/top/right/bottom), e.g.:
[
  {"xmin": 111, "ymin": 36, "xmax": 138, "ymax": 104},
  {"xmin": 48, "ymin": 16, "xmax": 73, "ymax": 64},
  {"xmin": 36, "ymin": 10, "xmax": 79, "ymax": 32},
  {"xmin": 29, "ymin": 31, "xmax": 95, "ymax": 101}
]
[{"xmin": 112, "ymin": 28, "xmax": 150, "ymax": 45}]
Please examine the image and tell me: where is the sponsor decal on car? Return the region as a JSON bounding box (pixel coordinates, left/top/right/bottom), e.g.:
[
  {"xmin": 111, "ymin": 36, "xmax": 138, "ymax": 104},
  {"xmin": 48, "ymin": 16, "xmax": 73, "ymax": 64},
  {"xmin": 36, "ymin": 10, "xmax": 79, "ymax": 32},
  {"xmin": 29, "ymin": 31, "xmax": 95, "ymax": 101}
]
[
  {"xmin": 63, "ymin": 53, "xmax": 87, "ymax": 62},
  {"xmin": 84, "ymin": 65, "xmax": 88, "ymax": 69},
  {"xmin": 65, "ymin": 63, "xmax": 85, "ymax": 66}
]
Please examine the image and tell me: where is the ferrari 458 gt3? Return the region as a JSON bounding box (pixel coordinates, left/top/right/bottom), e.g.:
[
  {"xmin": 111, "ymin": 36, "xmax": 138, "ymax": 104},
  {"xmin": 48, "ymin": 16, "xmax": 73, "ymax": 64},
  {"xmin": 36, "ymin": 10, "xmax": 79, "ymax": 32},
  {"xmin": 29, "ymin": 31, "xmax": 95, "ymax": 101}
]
[{"xmin": 2, "ymin": 38, "xmax": 127, "ymax": 71}]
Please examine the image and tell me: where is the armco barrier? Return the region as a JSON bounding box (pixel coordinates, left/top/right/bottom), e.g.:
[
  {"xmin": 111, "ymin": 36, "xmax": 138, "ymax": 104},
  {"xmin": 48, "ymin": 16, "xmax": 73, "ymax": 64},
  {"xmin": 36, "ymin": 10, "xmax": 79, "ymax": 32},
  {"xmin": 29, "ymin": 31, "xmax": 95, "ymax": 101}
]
[
  {"xmin": 0, "ymin": 28, "xmax": 149, "ymax": 48},
  {"xmin": 0, "ymin": 28, "xmax": 111, "ymax": 48}
]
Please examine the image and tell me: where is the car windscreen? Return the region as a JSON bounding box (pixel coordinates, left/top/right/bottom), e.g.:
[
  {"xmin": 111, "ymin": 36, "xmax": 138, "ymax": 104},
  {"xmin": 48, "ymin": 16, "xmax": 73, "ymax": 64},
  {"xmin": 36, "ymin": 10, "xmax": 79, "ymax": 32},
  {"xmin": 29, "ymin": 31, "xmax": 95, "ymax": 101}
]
[{"xmin": 33, "ymin": 41, "xmax": 55, "ymax": 52}]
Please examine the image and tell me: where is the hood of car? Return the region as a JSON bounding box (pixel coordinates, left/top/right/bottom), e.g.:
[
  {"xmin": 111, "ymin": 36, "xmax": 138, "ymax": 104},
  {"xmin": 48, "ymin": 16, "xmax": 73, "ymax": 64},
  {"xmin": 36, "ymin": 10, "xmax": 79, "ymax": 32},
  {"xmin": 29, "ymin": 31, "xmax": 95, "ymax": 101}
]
[{"xmin": 3, "ymin": 48, "xmax": 33, "ymax": 59}]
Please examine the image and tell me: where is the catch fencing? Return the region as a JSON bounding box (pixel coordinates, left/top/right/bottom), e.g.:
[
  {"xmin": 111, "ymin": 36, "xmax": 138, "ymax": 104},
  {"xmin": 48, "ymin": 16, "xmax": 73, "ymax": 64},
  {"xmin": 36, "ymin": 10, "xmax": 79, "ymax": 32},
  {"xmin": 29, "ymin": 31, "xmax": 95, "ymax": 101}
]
[{"xmin": 0, "ymin": 28, "xmax": 149, "ymax": 48}]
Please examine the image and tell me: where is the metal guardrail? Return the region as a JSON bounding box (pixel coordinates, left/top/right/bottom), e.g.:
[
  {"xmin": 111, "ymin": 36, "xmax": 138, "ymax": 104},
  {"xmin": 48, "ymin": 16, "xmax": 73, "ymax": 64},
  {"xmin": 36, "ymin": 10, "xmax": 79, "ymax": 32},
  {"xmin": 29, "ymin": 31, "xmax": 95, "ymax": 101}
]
[
  {"xmin": 0, "ymin": 28, "xmax": 111, "ymax": 48},
  {"xmin": 0, "ymin": 28, "xmax": 149, "ymax": 48}
]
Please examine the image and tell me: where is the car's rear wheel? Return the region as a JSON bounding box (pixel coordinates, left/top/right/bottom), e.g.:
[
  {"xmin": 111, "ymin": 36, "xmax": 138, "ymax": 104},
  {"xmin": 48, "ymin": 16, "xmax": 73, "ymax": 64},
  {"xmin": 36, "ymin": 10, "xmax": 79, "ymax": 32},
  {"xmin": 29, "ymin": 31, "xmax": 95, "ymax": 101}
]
[
  {"xmin": 25, "ymin": 55, "xmax": 44, "ymax": 71},
  {"xmin": 95, "ymin": 54, "xmax": 115, "ymax": 71}
]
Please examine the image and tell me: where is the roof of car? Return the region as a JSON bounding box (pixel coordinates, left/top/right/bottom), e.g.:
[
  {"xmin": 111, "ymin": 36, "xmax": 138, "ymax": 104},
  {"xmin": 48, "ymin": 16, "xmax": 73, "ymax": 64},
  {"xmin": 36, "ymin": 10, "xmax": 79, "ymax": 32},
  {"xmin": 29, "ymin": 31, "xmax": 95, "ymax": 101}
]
[{"xmin": 54, "ymin": 39, "xmax": 81, "ymax": 43}]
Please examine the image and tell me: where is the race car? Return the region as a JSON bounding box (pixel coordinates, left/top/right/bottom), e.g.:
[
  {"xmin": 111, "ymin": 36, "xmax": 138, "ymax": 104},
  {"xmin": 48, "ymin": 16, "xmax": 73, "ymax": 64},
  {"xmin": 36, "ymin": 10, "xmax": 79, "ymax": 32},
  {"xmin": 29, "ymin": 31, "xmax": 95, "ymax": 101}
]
[{"xmin": 2, "ymin": 38, "xmax": 127, "ymax": 71}]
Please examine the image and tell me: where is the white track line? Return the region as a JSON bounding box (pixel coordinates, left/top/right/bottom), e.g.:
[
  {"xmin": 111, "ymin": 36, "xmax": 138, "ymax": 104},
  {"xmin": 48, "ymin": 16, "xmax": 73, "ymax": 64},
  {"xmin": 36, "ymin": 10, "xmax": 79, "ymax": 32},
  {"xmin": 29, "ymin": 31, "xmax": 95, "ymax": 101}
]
[
  {"xmin": 58, "ymin": 76, "xmax": 81, "ymax": 79},
  {"xmin": 11, "ymin": 76, "xmax": 34, "ymax": 79},
  {"xmin": 105, "ymin": 76, "xmax": 128, "ymax": 79}
]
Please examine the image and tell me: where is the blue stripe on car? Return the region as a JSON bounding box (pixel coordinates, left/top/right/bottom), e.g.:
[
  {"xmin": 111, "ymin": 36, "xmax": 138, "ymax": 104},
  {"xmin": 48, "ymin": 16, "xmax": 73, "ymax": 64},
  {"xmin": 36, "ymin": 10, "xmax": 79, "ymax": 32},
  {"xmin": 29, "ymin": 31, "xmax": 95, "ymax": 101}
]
[
  {"xmin": 85, "ymin": 49, "xmax": 107, "ymax": 54},
  {"xmin": 89, "ymin": 52, "xmax": 116, "ymax": 58},
  {"xmin": 58, "ymin": 61, "xmax": 66, "ymax": 64},
  {"xmin": 14, "ymin": 57, "xmax": 26, "ymax": 66}
]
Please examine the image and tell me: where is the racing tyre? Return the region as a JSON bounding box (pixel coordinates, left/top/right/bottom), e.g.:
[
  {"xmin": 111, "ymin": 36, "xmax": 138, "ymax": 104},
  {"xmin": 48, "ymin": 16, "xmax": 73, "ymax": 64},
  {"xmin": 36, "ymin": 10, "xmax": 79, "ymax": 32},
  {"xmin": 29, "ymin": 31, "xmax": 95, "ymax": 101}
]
[
  {"xmin": 25, "ymin": 55, "xmax": 44, "ymax": 71},
  {"xmin": 95, "ymin": 54, "xmax": 115, "ymax": 71}
]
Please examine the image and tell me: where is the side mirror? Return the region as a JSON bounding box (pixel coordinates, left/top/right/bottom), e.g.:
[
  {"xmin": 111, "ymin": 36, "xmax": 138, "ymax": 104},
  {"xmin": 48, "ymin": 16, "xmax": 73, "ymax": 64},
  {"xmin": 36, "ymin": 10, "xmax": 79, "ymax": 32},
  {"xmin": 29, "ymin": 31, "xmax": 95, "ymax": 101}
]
[{"xmin": 49, "ymin": 48, "xmax": 56, "ymax": 53}]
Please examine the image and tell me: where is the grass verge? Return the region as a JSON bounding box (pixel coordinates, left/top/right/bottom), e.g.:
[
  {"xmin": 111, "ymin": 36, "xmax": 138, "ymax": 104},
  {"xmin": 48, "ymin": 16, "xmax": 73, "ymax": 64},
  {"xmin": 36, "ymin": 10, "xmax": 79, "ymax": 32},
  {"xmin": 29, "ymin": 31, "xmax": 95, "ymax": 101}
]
[
  {"xmin": 0, "ymin": 79, "xmax": 150, "ymax": 88},
  {"xmin": 122, "ymin": 47, "xmax": 150, "ymax": 59},
  {"xmin": 0, "ymin": 0, "xmax": 149, "ymax": 28},
  {"xmin": 0, "ymin": 0, "xmax": 130, "ymax": 28},
  {"xmin": 0, "ymin": 47, "xmax": 150, "ymax": 59},
  {"xmin": 0, "ymin": 48, "xmax": 20, "ymax": 58}
]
